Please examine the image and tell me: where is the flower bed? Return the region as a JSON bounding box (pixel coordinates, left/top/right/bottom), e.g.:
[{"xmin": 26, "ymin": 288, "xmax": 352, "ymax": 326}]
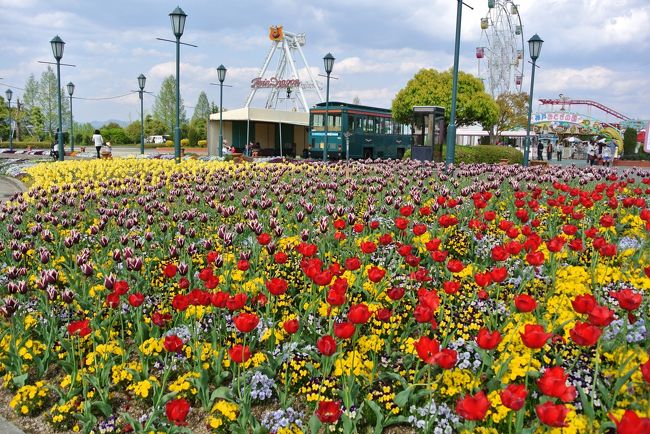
[{"xmin": 0, "ymin": 159, "xmax": 649, "ymax": 433}]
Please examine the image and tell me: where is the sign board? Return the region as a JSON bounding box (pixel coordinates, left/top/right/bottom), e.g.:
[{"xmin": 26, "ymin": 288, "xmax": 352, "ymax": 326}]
[
  {"xmin": 251, "ymin": 77, "xmax": 301, "ymax": 89},
  {"xmin": 645, "ymin": 122, "xmax": 650, "ymax": 153}
]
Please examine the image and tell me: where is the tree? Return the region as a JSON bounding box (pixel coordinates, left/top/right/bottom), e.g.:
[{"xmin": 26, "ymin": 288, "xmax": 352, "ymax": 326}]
[
  {"xmin": 352, "ymin": 96, "xmax": 361, "ymax": 105},
  {"xmin": 36, "ymin": 66, "xmax": 70, "ymax": 139},
  {"xmin": 152, "ymin": 75, "xmax": 186, "ymax": 136},
  {"xmin": 125, "ymin": 120, "xmax": 142, "ymax": 144},
  {"xmin": 392, "ymin": 68, "xmax": 498, "ymax": 130},
  {"xmin": 192, "ymin": 91, "xmax": 210, "ymax": 122},
  {"xmin": 144, "ymin": 115, "xmax": 167, "ymax": 136},
  {"xmin": 484, "ymin": 92, "xmax": 528, "ymax": 144}
]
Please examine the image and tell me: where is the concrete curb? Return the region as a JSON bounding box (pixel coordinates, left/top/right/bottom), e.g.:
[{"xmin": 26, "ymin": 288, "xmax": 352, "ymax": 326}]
[
  {"xmin": 0, "ymin": 414, "xmax": 25, "ymax": 434},
  {"xmin": 0, "ymin": 176, "xmax": 27, "ymax": 193}
]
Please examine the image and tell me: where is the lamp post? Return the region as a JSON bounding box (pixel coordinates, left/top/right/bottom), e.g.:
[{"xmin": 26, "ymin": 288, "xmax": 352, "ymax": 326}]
[
  {"xmin": 445, "ymin": 0, "xmax": 464, "ymax": 165},
  {"xmin": 323, "ymin": 53, "xmax": 334, "ymax": 162},
  {"xmin": 50, "ymin": 35, "xmax": 65, "ymax": 161},
  {"xmin": 138, "ymin": 74, "xmax": 146, "ymax": 154},
  {"xmin": 66, "ymin": 82, "xmax": 74, "ymax": 151},
  {"xmin": 169, "ymin": 6, "xmax": 187, "ymax": 163},
  {"xmin": 523, "ymin": 34, "xmax": 544, "ymax": 166},
  {"xmin": 5, "ymin": 89, "xmax": 12, "ymax": 151},
  {"xmin": 217, "ymin": 64, "xmax": 226, "ymax": 158}
]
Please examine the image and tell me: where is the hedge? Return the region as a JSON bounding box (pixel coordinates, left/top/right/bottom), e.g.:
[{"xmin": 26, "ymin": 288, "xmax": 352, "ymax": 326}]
[{"xmin": 402, "ymin": 145, "xmax": 523, "ymax": 164}]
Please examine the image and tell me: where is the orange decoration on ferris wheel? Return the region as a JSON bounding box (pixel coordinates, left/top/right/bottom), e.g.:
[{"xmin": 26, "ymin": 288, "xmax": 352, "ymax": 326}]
[{"xmin": 269, "ymin": 26, "xmax": 284, "ymax": 41}]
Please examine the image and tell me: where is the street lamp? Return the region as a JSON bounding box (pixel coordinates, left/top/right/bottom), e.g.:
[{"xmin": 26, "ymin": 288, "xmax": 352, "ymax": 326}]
[
  {"xmin": 5, "ymin": 89, "xmax": 13, "ymax": 151},
  {"xmin": 523, "ymin": 34, "xmax": 544, "ymax": 166},
  {"xmin": 217, "ymin": 64, "xmax": 226, "ymax": 158},
  {"xmin": 445, "ymin": 0, "xmax": 465, "ymax": 165},
  {"xmin": 138, "ymin": 74, "xmax": 146, "ymax": 154},
  {"xmin": 323, "ymin": 52, "xmax": 334, "ymax": 162},
  {"xmin": 66, "ymin": 82, "xmax": 74, "ymax": 151},
  {"xmin": 50, "ymin": 35, "xmax": 65, "ymax": 161},
  {"xmin": 169, "ymin": 6, "xmax": 187, "ymax": 163}
]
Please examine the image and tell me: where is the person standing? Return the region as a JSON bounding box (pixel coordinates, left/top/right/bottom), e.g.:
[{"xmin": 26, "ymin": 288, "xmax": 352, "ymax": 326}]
[
  {"xmin": 92, "ymin": 129, "xmax": 104, "ymax": 159},
  {"xmin": 587, "ymin": 142, "xmax": 596, "ymax": 166},
  {"xmin": 556, "ymin": 144, "xmax": 562, "ymax": 161},
  {"xmin": 537, "ymin": 140, "xmax": 543, "ymax": 160},
  {"xmin": 546, "ymin": 141, "xmax": 553, "ymax": 161}
]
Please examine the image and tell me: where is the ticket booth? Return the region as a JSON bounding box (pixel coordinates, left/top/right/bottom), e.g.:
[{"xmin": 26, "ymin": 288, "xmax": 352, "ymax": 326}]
[{"xmin": 412, "ymin": 106, "xmax": 445, "ymax": 162}]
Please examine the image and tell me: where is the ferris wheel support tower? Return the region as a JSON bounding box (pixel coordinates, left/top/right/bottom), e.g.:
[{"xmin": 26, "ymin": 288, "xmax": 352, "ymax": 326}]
[{"xmin": 245, "ymin": 27, "xmax": 323, "ymax": 112}]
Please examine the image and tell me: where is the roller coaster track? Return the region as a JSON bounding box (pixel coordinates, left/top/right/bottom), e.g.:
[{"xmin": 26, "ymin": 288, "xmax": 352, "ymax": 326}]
[{"xmin": 538, "ymin": 99, "xmax": 630, "ymax": 121}]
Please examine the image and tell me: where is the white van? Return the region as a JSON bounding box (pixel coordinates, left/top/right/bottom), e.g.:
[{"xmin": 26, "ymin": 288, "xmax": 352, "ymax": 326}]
[{"xmin": 146, "ymin": 135, "xmax": 167, "ymax": 144}]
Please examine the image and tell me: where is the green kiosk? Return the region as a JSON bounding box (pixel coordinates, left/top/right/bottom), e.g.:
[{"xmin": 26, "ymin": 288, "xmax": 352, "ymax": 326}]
[{"xmin": 412, "ymin": 106, "xmax": 445, "ymax": 162}]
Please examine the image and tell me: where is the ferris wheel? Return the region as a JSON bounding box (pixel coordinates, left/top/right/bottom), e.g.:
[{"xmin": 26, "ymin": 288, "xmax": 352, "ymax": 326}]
[{"xmin": 476, "ymin": 0, "xmax": 525, "ymax": 98}]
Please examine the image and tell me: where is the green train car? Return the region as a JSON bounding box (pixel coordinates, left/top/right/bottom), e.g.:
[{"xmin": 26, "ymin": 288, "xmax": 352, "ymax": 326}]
[{"xmin": 308, "ymin": 102, "xmax": 411, "ymax": 160}]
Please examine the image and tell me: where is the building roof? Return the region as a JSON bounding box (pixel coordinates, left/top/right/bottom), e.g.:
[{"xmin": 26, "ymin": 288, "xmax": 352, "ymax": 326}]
[{"xmin": 209, "ymin": 107, "xmax": 309, "ymax": 126}]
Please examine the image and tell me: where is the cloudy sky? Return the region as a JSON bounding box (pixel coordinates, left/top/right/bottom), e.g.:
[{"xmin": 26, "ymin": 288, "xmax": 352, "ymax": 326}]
[{"xmin": 1, "ymin": 0, "xmax": 648, "ymax": 125}]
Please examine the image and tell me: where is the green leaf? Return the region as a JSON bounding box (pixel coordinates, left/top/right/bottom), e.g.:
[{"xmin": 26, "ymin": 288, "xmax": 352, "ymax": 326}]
[
  {"xmin": 308, "ymin": 414, "xmax": 322, "ymax": 434},
  {"xmin": 90, "ymin": 400, "xmax": 113, "ymax": 417},
  {"xmin": 12, "ymin": 373, "xmax": 28, "ymax": 388},
  {"xmin": 210, "ymin": 386, "xmax": 232, "ymax": 401},
  {"xmin": 576, "ymin": 384, "xmax": 594, "ymax": 419},
  {"xmin": 365, "ymin": 399, "xmax": 385, "ymax": 434},
  {"xmin": 394, "ymin": 386, "xmax": 412, "ymax": 408}
]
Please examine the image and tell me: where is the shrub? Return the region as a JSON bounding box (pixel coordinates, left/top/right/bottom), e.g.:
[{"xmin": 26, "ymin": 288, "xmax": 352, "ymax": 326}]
[
  {"xmin": 198, "ymin": 140, "xmax": 207, "ymax": 147},
  {"xmin": 181, "ymin": 138, "xmax": 190, "ymax": 147},
  {"xmin": 1, "ymin": 141, "xmax": 51, "ymax": 149},
  {"xmin": 401, "ymin": 148, "xmax": 411, "ymax": 160},
  {"xmin": 165, "ymin": 140, "xmax": 173, "ymax": 147},
  {"xmin": 623, "ymin": 127, "xmax": 637, "ymax": 155}
]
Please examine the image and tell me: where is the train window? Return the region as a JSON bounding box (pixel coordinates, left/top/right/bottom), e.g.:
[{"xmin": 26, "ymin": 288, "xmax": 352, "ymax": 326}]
[{"xmin": 312, "ymin": 114, "xmax": 324, "ymax": 128}]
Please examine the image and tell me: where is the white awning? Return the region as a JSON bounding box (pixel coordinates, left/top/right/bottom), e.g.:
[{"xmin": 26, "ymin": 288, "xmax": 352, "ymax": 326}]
[{"xmin": 209, "ymin": 107, "xmax": 309, "ymax": 126}]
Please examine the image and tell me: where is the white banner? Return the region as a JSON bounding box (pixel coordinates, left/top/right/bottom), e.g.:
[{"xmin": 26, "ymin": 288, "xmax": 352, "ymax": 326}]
[{"xmin": 645, "ymin": 122, "xmax": 650, "ymax": 153}]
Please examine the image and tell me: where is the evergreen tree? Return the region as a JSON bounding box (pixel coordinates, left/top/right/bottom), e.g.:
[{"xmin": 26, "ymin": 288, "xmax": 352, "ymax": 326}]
[
  {"xmin": 152, "ymin": 75, "xmax": 186, "ymax": 136},
  {"xmin": 192, "ymin": 91, "xmax": 211, "ymax": 122}
]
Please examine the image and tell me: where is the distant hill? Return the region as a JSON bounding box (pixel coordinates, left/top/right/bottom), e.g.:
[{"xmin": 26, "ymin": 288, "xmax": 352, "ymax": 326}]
[{"xmin": 90, "ymin": 119, "xmax": 129, "ymax": 128}]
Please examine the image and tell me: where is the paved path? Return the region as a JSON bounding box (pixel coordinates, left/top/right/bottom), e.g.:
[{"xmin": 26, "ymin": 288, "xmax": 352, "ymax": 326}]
[
  {"xmin": 0, "ymin": 175, "xmax": 26, "ymax": 202},
  {"xmin": 0, "ymin": 415, "xmax": 24, "ymax": 434}
]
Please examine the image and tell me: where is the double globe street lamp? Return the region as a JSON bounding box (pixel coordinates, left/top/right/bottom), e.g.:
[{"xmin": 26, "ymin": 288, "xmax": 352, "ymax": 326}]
[
  {"xmin": 523, "ymin": 34, "xmax": 544, "ymax": 166},
  {"xmin": 138, "ymin": 74, "xmax": 146, "ymax": 154},
  {"xmin": 67, "ymin": 82, "xmax": 75, "ymax": 151},
  {"xmin": 50, "ymin": 35, "xmax": 65, "ymax": 161},
  {"xmin": 5, "ymin": 89, "xmax": 13, "ymax": 151},
  {"xmin": 322, "ymin": 53, "xmax": 335, "ymax": 162}
]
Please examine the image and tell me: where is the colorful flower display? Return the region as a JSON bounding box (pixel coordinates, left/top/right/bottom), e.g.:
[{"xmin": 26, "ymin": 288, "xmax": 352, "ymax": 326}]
[{"xmin": 0, "ymin": 158, "xmax": 649, "ymax": 433}]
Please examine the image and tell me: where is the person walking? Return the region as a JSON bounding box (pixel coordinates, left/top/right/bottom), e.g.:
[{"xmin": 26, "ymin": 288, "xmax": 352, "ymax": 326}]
[
  {"xmin": 92, "ymin": 129, "xmax": 104, "ymax": 159},
  {"xmin": 587, "ymin": 142, "xmax": 596, "ymax": 166},
  {"xmin": 556, "ymin": 144, "xmax": 562, "ymax": 161},
  {"xmin": 537, "ymin": 141, "xmax": 543, "ymax": 160},
  {"xmin": 546, "ymin": 141, "xmax": 553, "ymax": 161}
]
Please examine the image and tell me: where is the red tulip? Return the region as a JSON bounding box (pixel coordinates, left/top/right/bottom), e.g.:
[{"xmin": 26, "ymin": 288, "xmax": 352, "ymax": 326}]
[
  {"xmin": 316, "ymin": 400, "xmax": 342, "ymax": 423},
  {"xmin": 236, "ymin": 259, "xmax": 250, "ymax": 271},
  {"xmin": 283, "ymin": 319, "xmax": 299, "ymax": 334},
  {"xmin": 455, "ymin": 391, "xmax": 490, "ymax": 421},
  {"xmin": 609, "ymin": 410, "xmax": 650, "ymax": 434},
  {"xmin": 172, "ymin": 294, "xmax": 189, "ymax": 311},
  {"xmin": 360, "ymin": 241, "xmax": 377, "ymax": 254},
  {"xmin": 600, "ymin": 214, "xmax": 615, "ymax": 227},
  {"xmin": 525, "ymin": 251, "xmax": 545, "ymax": 266},
  {"xmin": 128, "ymin": 292, "xmax": 144, "ymax": 307},
  {"xmin": 491, "ymin": 245, "xmax": 510, "ymax": 261},
  {"xmin": 641, "ymin": 359, "xmax": 650, "ymax": 384},
  {"xmin": 610, "ymin": 289, "xmax": 642, "ymax": 311},
  {"xmin": 344, "ymin": 256, "xmax": 361, "ymax": 271},
  {"xmin": 571, "ymin": 294, "xmax": 597, "ymax": 314},
  {"xmin": 537, "ymin": 366, "xmax": 576, "ymax": 402},
  {"xmin": 333, "ymin": 321, "xmax": 356, "ymax": 339},
  {"xmin": 163, "ymin": 263, "xmax": 177, "ymax": 278},
  {"xmin": 490, "ymin": 267, "xmax": 508, "ymax": 283},
  {"xmin": 413, "ymin": 336, "xmax": 439, "ymax": 364},
  {"xmin": 114, "ymin": 280, "xmax": 129, "ymax": 295},
  {"xmin": 474, "ymin": 272, "xmax": 492, "ymax": 288},
  {"xmin": 447, "ymin": 259, "xmax": 464, "ymax": 273},
  {"xmin": 569, "ymin": 321, "xmax": 602, "ymax": 347},
  {"xmin": 151, "ymin": 311, "xmax": 171, "ymax": 327},
  {"xmin": 164, "ymin": 335, "xmax": 184, "ymax": 353},
  {"xmin": 500, "ymin": 384, "xmax": 527, "ymax": 411},
  {"xmin": 433, "ymin": 348, "xmax": 457, "ymax": 369},
  {"xmin": 367, "ymin": 266, "xmax": 386, "ymax": 283},
  {"xmin": 317, "ymin": 335, "xmax": 337, "ymax": 356},
  {"xmin": 520, "ymin": 324, "xmax": 551, "ymax": 349},
  {"xmin": 265, "ymin": 277, "xmax": 289, "ymax": 296},
  {"xmin": 228, "ymin": 344, "xmax": 251, "ymax": 364},
  {"xmin": 257, "ymin": 233, "xmax": 271, "ymax": 245},
  {"xmin": 326, "ymin": 287, "xmax": 346, "ymax": 306},
  {"xmin": 442, "ymin": 280, "xmax": 461, "ymax": 295},
  {"xmin": 400, "ymin": 205, "xmax": 414, "ymax": 216},
  {"xmin": 226, "ymin": 293, "xmax": 247, "ymax": 311},
  {"xmin": 165, "ymin": 398, "xmax": 190, "ymax": 426},
  {"xmin": 514, "ymin": 294, "xmax": 537, "ymax": 312},
  {"xmin": 105, "ymin": 292, "xmax": 120, "ymax": 309},
  {"xmin": 535, "ymin": 402, "xmax": 568, "ymax": 427},
  {"xmin": 374, "ymin": 308, "xmax": 392, "ymax": 322},
  {"xmin": 475, "ymin": 328, "xmax": 502, "ymax": 350},
  {"xmin": 588, "ymin": 305, "xmax": 615, "ymax": 327},
  {"xmin": 233, "ymin": 312, "xmax": 260, "ymax": 333},
  {"xmin": 67, "ymin": 319, "xmax": 91, "ymax": 338},
  {"xmin": 386, "ymin": 287, "xmax": 405, "ymax": 300},
  {"xmin": 274, "ymin": 252, "xmax": 288, "ymax": 264},
  {"xmin": 347, "ymin": 303, "xmax": 372, "ymax": 324}
]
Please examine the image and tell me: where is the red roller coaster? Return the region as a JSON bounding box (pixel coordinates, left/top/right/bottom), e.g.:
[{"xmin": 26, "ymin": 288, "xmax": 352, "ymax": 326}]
[{"xmin": 539, "ymin": 98, "xmax": 630, "ymax": 125}]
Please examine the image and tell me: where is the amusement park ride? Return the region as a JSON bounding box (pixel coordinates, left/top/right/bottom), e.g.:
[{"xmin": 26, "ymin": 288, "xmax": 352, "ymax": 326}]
[{"xmin": 244, "ymin": 26, "xmax": 323, "ymax": 112}]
